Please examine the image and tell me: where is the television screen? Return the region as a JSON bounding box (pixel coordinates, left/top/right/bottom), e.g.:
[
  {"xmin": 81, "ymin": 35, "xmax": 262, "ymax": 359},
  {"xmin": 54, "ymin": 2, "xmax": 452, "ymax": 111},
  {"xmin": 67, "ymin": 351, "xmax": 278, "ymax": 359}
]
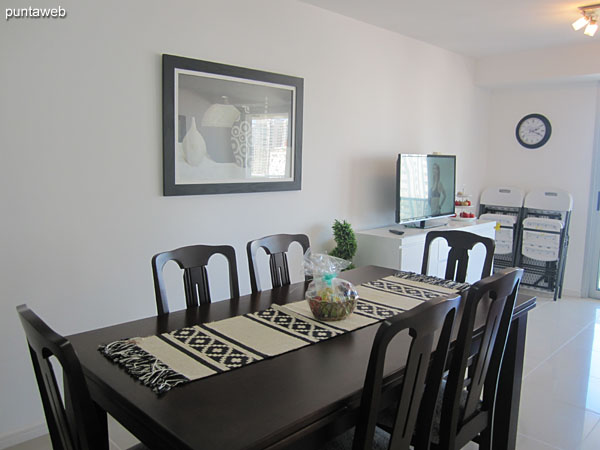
[{"xmin": 395, "ymin": 154, "xmax": 456, "ymax": 224}]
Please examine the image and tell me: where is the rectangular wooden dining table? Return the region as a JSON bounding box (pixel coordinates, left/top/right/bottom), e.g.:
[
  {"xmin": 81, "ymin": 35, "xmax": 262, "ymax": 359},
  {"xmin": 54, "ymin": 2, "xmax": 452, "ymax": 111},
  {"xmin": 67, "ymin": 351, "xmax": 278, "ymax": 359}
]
[{"xmin": 67, "ymin": 266, "xmax": 536, "ymax": 450}]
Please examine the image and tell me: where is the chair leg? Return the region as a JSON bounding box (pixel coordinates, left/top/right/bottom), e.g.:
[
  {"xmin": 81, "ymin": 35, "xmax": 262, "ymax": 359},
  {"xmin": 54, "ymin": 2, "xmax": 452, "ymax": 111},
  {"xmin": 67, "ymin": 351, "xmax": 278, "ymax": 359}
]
[
  {"xmin": 94, "ymin": 402, "xmax": 109, "ymax": 450},
  {"xmin": 478, "ymin": 428, "xmax": 492, "ymax": 450}
]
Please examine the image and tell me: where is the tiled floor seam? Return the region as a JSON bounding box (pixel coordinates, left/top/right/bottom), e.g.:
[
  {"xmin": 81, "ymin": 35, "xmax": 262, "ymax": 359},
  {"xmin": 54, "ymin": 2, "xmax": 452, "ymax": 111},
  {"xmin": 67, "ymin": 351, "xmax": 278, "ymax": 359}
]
[
  {"xmin": 580, "ymin": 412, "xmax": 600, "ymax": 446},
  {"xmin": 525, "ymin": 319, "xmax": 597, "ymax": 378},
  {"xmin": 518, "ymin": 432, "xmax": 564, "ymax": 449}
]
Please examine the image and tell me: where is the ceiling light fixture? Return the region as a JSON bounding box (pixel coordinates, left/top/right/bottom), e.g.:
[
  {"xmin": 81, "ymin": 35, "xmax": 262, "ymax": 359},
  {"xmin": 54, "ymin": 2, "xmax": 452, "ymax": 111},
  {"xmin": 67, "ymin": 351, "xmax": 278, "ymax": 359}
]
[
  {"xmin": 572, "ymin": 15, "xmax": 590, "ymax": 30},
  {"xmin": 573, "ymin": 4, "xmax": 600, "ymax": 36},
  {"xmin": 584, "ymin": 19, "xmax": 598, "ymax": 36}
]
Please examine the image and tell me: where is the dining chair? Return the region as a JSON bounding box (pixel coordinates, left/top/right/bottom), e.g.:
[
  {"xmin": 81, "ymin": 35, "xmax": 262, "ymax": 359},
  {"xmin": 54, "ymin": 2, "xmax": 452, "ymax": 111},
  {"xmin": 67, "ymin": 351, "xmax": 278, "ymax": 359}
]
[
  {"xmin": 246, "ymin": 233, "xmax": 310, "ymax": 293},
  {"xmin": 152, "ymin": 244, "xmax": 240, "ymax": 315},
  {"xmin": 421, "ymin": 230, "xmax": 495, "ymax": 283},
  {"xmin": 16, "ymin": 305, "xmax": 147, "ymax": 450},
  {"xmin": 321, "ymin": 293, "xmax": 462, "ymax": 450},
  {"xmin": 427, "ymin": 267, "xmax": 523, "ymax": 450}
]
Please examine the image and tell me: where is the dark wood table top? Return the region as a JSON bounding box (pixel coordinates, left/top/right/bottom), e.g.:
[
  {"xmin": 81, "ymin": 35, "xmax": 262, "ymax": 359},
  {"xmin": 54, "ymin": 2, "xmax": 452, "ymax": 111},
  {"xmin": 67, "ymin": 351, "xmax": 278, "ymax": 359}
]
[{"xmin": 68, "ymin": 266, "xmax": 536, "ymax": 450}]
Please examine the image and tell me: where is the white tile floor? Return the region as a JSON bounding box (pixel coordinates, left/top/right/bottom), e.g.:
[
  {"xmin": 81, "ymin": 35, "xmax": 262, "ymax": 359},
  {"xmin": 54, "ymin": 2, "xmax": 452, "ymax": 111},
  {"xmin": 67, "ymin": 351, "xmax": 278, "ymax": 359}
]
[
  {"xmin": 8, "ymin": 291, "xmax": 600, "ymax": 450},
  {"xmin": 516, "ymin": 290, "xmax": 600, "ymax": 450}
]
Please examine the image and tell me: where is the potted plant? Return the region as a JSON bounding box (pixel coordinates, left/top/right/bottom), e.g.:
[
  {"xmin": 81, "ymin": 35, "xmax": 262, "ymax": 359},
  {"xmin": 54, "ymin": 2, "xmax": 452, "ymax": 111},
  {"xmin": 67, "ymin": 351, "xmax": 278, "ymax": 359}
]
[{"xmin": 330, "ymin": 219, "xmax": 357, "ymax": 270}]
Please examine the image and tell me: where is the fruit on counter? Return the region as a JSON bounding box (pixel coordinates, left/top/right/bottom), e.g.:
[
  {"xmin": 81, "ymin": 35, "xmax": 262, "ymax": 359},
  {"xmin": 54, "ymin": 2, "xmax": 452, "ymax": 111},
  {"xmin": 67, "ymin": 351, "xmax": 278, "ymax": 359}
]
[
  {"xmin": 455, "ymin": 200, "xmax": 473, "ymax": 206},
  {"xmin": 459, "ymin": 212, "xmax": 477, "ymax": 218}
]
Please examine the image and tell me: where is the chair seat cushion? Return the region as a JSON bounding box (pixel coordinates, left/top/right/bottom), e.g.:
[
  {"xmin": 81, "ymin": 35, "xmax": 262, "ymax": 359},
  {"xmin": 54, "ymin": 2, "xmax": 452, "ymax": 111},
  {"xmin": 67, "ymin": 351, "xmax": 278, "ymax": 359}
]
[{"xmin": 320, "ymin": 426, "xmax": 390, "ymax": 450}]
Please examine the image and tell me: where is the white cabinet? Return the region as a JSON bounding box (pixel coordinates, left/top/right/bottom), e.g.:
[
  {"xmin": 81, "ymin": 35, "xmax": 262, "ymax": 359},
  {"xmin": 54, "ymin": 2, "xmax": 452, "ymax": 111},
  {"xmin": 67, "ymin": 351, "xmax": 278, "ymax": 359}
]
[{"xmin": 354, "ymin": 220, "xmax": 496, "ymax": 284}]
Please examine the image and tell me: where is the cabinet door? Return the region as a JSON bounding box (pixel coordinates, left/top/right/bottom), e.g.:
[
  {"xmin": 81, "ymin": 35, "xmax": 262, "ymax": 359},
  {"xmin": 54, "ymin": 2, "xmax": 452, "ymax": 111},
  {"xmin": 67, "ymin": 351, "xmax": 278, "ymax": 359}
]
[
  {"xmin": 355, "ymin": 235, "xmax": 402, "ymax": 270},
  {"xmin": 400, "ymin": 240, "xmax": 426, "ymax": 273},
  {"xmin": 407, "ymin": 239, "xmax": 443, "ymax": 276}
]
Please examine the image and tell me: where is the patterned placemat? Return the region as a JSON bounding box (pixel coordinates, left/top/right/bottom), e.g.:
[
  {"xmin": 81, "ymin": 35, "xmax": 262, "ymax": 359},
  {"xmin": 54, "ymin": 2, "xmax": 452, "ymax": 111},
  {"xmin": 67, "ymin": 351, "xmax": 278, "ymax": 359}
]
[{"xmin": 99, "ymin": 273, "xmax": 464, "ymax": 394}]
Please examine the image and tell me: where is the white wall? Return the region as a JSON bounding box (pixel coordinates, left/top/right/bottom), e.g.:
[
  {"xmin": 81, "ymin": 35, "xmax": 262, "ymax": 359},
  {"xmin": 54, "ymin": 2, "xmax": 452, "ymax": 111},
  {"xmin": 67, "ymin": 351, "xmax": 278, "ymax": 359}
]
[
  {"xmin": 485, "ymin": 82, "xmax": 599, "ymax": 294},
  {"xmin": 0, "ymin": 0, "xmax": 489, "ymax": 441},
  {"xmin": 476, "ymin": 41, "xmax": 600, "ymax": 87}
]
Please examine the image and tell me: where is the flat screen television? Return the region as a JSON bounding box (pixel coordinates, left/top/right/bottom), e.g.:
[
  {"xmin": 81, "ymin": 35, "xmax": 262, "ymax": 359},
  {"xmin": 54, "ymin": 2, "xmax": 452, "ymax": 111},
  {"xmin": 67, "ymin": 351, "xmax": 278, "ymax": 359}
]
[{"xmin": 395, "ymin": 154, "xmax": 456, "ymax": 227}]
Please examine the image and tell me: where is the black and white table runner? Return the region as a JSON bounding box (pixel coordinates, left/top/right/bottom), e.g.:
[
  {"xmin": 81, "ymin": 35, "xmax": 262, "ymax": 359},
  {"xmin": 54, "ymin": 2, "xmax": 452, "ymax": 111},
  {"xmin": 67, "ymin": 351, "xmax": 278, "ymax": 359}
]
[{"xmin": 99, "ymin": 273, "xmax": 466, "ymax": 394}]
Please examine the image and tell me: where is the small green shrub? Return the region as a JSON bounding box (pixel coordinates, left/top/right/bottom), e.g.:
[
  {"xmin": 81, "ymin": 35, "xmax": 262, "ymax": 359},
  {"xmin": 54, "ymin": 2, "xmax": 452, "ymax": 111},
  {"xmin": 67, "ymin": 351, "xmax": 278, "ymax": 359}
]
[{"xmin": 330, "ymin": 219, "xmax": 357, "ymax": 270}]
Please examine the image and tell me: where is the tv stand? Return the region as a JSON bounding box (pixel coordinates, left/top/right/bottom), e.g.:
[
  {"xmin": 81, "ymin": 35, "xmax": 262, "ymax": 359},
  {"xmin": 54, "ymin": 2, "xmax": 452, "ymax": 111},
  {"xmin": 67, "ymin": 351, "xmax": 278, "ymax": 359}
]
[{"xmin": 355, "ymin": 220, "xmax": 496, "ymax": 283}]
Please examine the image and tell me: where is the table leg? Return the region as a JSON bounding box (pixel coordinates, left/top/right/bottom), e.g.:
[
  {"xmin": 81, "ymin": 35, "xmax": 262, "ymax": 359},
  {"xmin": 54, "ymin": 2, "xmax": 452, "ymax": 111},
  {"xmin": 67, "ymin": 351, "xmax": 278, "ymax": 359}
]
[
  {"xmin": 493, "ymin": 313, "xmax": 528, "ymax": 450},
  {"xmin": 94, "ymin": 402, "xmax": 109, "ymax": 450}
]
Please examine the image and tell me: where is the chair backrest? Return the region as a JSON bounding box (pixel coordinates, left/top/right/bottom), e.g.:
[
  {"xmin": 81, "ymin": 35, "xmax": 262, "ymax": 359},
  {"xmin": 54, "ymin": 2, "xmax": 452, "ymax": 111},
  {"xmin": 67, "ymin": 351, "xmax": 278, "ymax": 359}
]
[
  {"xmin": 246, "ymin": 233, "xmax": 310, "ymax": 293},
  {"xmin": 17, "ymin": 305, "xmax": 105, "ymax": 450},
  {"xmin": 352, "ymin": 294, "xmax": 462, "ymax": 450},
  {"xmin": 421, "ymin": 230, "xmax": 495, "ymax": 283},
  {"xmin": 437, "ymin": 267, "xmax": 523, "ymax": 450},
  {"xmin": 152, "ymin": 244, "xmax": 240, "ymax": 315}
]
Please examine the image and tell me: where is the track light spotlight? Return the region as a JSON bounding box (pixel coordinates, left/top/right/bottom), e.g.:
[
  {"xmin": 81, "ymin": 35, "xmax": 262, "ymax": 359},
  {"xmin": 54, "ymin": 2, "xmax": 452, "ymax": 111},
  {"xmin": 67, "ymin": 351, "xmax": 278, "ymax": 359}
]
[
  {"xmin": 584, "ymin": 19, "xmax": 598, "ymax": 36},
  {"xmin": 572, "ymin": 15, "xmax": 590, "ymax": 30},
  {"xmin": 573, "ymin": 4, "xmax": 600, "ymax": 36}
]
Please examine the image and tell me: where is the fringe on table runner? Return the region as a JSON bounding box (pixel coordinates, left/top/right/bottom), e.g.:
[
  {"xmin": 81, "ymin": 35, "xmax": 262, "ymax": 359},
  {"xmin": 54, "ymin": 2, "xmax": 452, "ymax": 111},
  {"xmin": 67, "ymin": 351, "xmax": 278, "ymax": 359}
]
[
  {"xmin": 98, "ymin": 339, "xmax": 189, "ymax": 394},
  {"xmin": 393, "ymin": 271, "xmax": 471, "ymax": 291}
]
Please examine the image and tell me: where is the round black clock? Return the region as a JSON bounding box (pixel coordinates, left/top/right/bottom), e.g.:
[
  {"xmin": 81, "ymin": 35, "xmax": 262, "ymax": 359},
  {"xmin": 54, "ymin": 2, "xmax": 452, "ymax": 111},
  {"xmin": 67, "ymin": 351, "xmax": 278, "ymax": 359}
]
[{"xmin": 515, "ymin": 113, "xmax": 552, "ymax": 149}]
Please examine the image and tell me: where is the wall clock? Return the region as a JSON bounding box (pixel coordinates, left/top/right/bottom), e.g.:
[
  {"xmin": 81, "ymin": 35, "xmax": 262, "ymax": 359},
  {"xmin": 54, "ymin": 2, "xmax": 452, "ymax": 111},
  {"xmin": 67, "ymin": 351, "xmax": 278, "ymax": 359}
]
[{"xmin": 515, "ymin": 113, "xmax": 552, "ymax": 149}]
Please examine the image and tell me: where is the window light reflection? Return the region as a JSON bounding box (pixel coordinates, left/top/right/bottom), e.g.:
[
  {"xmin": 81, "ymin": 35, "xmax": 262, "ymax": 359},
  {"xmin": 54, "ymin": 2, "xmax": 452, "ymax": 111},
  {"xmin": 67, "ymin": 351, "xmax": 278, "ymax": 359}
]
[{"xmin": 586, "ymin": 309, "xmax": 600, "ymax": 411}]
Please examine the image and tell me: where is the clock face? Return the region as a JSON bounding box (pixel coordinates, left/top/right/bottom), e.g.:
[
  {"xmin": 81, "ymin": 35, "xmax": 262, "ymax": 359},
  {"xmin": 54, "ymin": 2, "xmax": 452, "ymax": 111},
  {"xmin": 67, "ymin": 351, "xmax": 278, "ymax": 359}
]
[{"xmin": 516, "ymin": 114, "xmax": 552, "ymax": 149}]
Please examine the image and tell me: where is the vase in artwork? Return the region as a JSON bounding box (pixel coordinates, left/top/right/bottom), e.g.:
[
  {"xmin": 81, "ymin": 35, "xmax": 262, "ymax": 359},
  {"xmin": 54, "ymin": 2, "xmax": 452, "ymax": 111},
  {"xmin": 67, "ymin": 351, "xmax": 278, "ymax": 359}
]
[
  {"xmin": 182, "ymin": 117, "xmax": 207, "ymax": 166},
  {"xmin": 231, "ymin": 118, "xmax": 253, "ymax": 168},
  {"xmin": 201, "ymin": 97, "xmax": 240, "ymax": 163}
]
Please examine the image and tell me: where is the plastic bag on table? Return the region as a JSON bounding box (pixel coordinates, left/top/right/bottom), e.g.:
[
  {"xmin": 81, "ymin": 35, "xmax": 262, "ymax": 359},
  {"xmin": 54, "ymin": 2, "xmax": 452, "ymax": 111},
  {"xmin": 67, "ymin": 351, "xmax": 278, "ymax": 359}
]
[{"xmin": 303, "ymin": 250, "xmax": 358, "ymax": 321}]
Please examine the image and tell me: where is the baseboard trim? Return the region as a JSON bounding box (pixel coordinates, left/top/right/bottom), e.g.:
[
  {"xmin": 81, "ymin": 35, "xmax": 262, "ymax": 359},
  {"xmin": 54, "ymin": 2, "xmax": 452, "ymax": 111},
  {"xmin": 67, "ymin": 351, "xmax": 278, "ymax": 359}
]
[
  {"xmin": 519, "ymin": 286, "xmax": 583, "ymax": 300},
  {"xmin": 0, "ymin": 424, "xmax": 47, "ymax": 449},
  {"xmin": 561, "ymin": 288, "xmax": 583, "ymax": 298}
]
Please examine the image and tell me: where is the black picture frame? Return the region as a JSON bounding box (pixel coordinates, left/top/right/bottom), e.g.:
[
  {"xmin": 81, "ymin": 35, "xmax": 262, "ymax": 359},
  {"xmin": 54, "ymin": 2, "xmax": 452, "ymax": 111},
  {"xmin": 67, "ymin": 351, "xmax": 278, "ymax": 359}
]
[{"xmin": 162, "ymin": 54, "xmax": 303, "ymax": 196}]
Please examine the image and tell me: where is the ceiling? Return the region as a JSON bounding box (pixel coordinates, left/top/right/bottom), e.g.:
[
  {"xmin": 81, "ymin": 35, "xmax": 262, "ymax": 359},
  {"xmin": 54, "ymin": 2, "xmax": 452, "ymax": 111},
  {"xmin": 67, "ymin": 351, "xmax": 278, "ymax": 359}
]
[{"xmin": 298, "ymin": 0, "xmax": 596, "ymax": 58}]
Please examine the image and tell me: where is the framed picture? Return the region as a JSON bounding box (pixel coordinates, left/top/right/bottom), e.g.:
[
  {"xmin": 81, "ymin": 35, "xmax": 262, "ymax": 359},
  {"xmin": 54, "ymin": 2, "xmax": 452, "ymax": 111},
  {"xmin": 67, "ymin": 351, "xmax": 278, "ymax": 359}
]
[{"xmin": 162, "ymin": 54, "xmax": 303, "ymax": 196}]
